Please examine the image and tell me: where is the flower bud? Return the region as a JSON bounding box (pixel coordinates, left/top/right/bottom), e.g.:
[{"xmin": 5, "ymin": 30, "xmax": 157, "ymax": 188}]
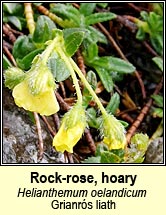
[
  {"xmin": 102, "ymin": 114, "xmax": 127, "ymax": 150},
  {"xmin": 4, "ymin": 67, "xmax": 26, "ymax": 89}
]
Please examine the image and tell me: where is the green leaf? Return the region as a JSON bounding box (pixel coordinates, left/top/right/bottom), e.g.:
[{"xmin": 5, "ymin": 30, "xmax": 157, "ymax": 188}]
[
  {"xmin": 87, "ymin": 26, "xmax": 107, "ymax": 44},
  {"xmin": 95, "ymin": 143, "xmax": 108, "ymax": 157},
  {"xmin": 17, "ymin": 48, "xmax": 43, "ymax": 70},
  {"xmin": 110, "ymin": 149, "xmax": 125, "ymax": 160},
  {"xmin": 119, "ymin": 120, "xmax": 129, "ymax": 128},
  {"xmin": 8, "ymin": 16, "xmax": 22, "ymax": 30},
  {"xmin": 47, "ymin": 52, "xmax": 70, "ymax": 82},
  {"xmin": 85, "ymin": 55, "xmax": 135, "ymax": 91},
  {"xmin": 140, "ymin": 11, "xmax": 149, "ymax": 21},
  {"xmin": 94, "ymin": 66, "xmax": 114, "ymax": 92},
  {"xmin": 13, "ymin": 35, "xmax": 36, "ymax": 60},
  {"xmin": 50, "ymin": 3, "xmax": 80, "ymax": 27},
  {"xmin": 86, "ymin": 107, "xmax": 101, "ymax": 129},
  {"xmin": 150, "ymin": 34, "xmax": 163, "ymax": 55},
  {"xmin": 83, "ymin": 70, "xmax": 97, "ymax": 107},
  {"xmin": 27, "ymin": 111, "xmax": 35, "ymax": 124},
  {"xmin": 63, "ymin": 27, "xmax": 88, "ymax": 38},
  {"xmin": 3, "ymin": 3, "xmax": 22, "ymax": 14},
  {"xmin": 3, "ymin": 54, "xmax": 12, "ymax": 69},
  {"xmin": 100, "ymin": 151, "xmax": 122, "ymax": 163},
  {"xmin": 90, "ymin": 56, "xmax": 135, "ymax": 75},
  {"xmin": 94, "ymin": 56, "xmax": 136, "ymax": 74},
  {"xmin": 106, "ymin": 92, "xmax": 120, "ymax": 114},
  {"xmin": 86, "ymin": 70, "xmax": 97, "ymax": 90},
  {"xmin": 83, "ymin": 41, "xmax": 98, "ymax": 62},
  {"xmin": 152, "ymin": 57, "xmax": 163, "ymax": 72},
  {"xmin": 83, "ymin": 144, "xmax": 125, "ymax": 163},
  {"xmin": 151, "ymin": 95, "xmax": 163, "ymax": 108},
  {"xmin": 125, "ymin": 133, "xmax": 149, "ymax": 163},
  {"xmin": 33, "ymin": 15, "xmax": 56, "ymax": 43},
  {"xmin": 82, "ymin": 156, "xmax": 101, "ymax": 163},
  {"xmin": 150, "ymin": 3, "xmax": 163, "ymax": 16},
  {"xmin": 148, "ymin": 12, "xmax": 163, "ymax": 31},
  {"xmin": 97, "ymin": 3, "xmax": 108, "ymax": 8},
  {"xmin": 136, "ymin": 27, "xmax": 146, "ymax": 40},
  {"xmin": 137, "ymin": 11, "xmax": 163, "ymax": 55},
  {"xmin": 79, "ymin": 3, "xmax": 96, "ymax": 16},
  {"xmin": 64, "ymin": 31, "xmax": 85, "ymax": 56},
  {"xmin": 152, "ymin": 108, "xmax": 163, "ymax": 118},
  {"xmin": 85, "ymin": 12, "xmax": 116, "ymax": 26},
  {"xmin": 4, "ymin": 67, "xmax": 26, "ymax": 89}
]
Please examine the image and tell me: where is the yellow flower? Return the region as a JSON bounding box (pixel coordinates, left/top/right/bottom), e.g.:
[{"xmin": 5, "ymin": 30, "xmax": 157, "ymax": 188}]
[
  {"xmin": 53, "ymin": 104, "xmax": 86, "ymax": 153},
  {"xmin": 102, "ymin": 114, "xmax": 127, "ymax": 150},
  {"xmin": 12, "ymin": 63, "xmax": 59, "ymax": 116}
]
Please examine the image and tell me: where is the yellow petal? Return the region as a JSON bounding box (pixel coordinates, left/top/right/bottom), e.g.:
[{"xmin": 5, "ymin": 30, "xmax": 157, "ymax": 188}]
[
  {"xmin": 53, "ymin": 123, "xmax": 84, "ymax": 153},
  {"xmin": 103, "ymin": 137, "xmax": 126, "ymax": 150},
  {"xmin": 13, "ymin": 80, "xmax": 59, "ymax": 116}
]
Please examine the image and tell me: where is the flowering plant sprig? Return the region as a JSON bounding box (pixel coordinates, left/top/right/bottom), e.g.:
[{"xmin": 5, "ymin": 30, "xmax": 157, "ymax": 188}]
[
  {"xmin": 4, "ymin": 37, "xmax": 61, "ymax": 116},
  {"xmin": 69, "ymin": 57, "xmax": 127, "ymax": 150},
  {"xmin": 5, "ymin": 29, "xmax": 127, "ymax": 153},
  {"xmin": 50, "ymin": 30, "xmax": 127, "ymax": 152}
]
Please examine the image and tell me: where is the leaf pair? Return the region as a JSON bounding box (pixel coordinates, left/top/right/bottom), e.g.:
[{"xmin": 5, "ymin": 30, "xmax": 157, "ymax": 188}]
[
  {"xmin": 12, "ymin": 15, "xmax": 57, "ymax": 70},
  {"xmin": 84, "ymin": 46, "xmax": 136, "ymax": 92},
  {"xmin": 136, "ymin": 11, "xmax": 163, "ymax": 55},
  {"xmin": 51, "ymin": 3, "xmax": 116, "ymax": 28},
  {"xmin": 83, "ymin": 144, "xmax": 125, "ymax": 163},
  {"xmin": 3, "ymin": 3, "xmax": 25, "ymax": 30},
  {"xmin": 50, "ymin": 3, "xmax": 116, "ymax": 44}
]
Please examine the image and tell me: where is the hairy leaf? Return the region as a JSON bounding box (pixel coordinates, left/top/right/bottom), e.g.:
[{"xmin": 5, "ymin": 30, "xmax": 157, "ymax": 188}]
[
  {"xmin": 33, "ymin": 15, "xmax": 56, "ymax": 43},
  {"xmin": 83, "ymin": 70, "xmax": 97, "ymax": 107},
  {"xmin": 93, "ymin": 56, "xmax": 136, "ymax": 74},
  {"xmin": 106, "ymin": 92, "xmax": 120, "ymax": 114},
  {"xmin": 100, "ymin": 151, "xmax": 122, "ymax": 163},
  {"xmin": 79, "ymin": 3, "xmax": 96, "ymax": 16},
  {"xmin": 82, "ymin": 156, "xmax": 101, "ymax": 163},
  {"xmin": 86, "ymin": 107, "xmax": 101, "ymax": 129},
  {"xmin": 136, "ymin": 11, "xmax": 163, "ymax": 54},
  {"xmin": 13, "ymin": 35, "xmax": 36, "ymax": 60},
  {"xmin": 3, "ymin": 3, "xmax": 23, "ymax": 15},
  {"xmin": 47, "ymin": 53, "xmax": 70, "ymax": 82},
  {"xmin": 8, "ymin": 16, "xmax": 22, "ymax": 30},
  {"xmin": 85, "ymin": 12, "xmax": 116, "ymax": 26},
  {"xmin": 97, "ymin": 3, "xmax": 108, "ymax": 8},
  {"xmin": 50, "ymin": 3, "xmax": 80, "ymax": 27},
  {"xmin": 64, "ymin": 31, "xmax": 85, "ymax": 56},
  {"xmin": 17, "ymin": 48, "xmax": 43, "ymax": 70},
  {"xmin": 83, "ymin": 144, "xmax": 125, "ymax": 163},
  {"xmin": 87, "ymin": 26, "xmax": 107, "ymax": 44},
  {"xmin": 94, "ymin": 66, "xmax": 114, "ymax": 92},
  {"xmin": 83, "ymin": 41, "xmax": 98, "ymax": 62}
]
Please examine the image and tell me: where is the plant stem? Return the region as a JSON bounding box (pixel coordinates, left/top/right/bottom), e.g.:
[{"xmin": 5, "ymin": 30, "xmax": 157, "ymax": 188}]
[
  {"xmin": 70, "ymin": 58, "xmax": 107, "ymax": 115},
  {"xmin": 56, "ymin": 47, "xmax": 83, "ymax": 104},
  {"xmin": 42, "ymin": 38, "xmax": 59, "ymax": 65},
  {"xmin": 24, "ymin": 3, "xmax": 35, "ymax": 35}
]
